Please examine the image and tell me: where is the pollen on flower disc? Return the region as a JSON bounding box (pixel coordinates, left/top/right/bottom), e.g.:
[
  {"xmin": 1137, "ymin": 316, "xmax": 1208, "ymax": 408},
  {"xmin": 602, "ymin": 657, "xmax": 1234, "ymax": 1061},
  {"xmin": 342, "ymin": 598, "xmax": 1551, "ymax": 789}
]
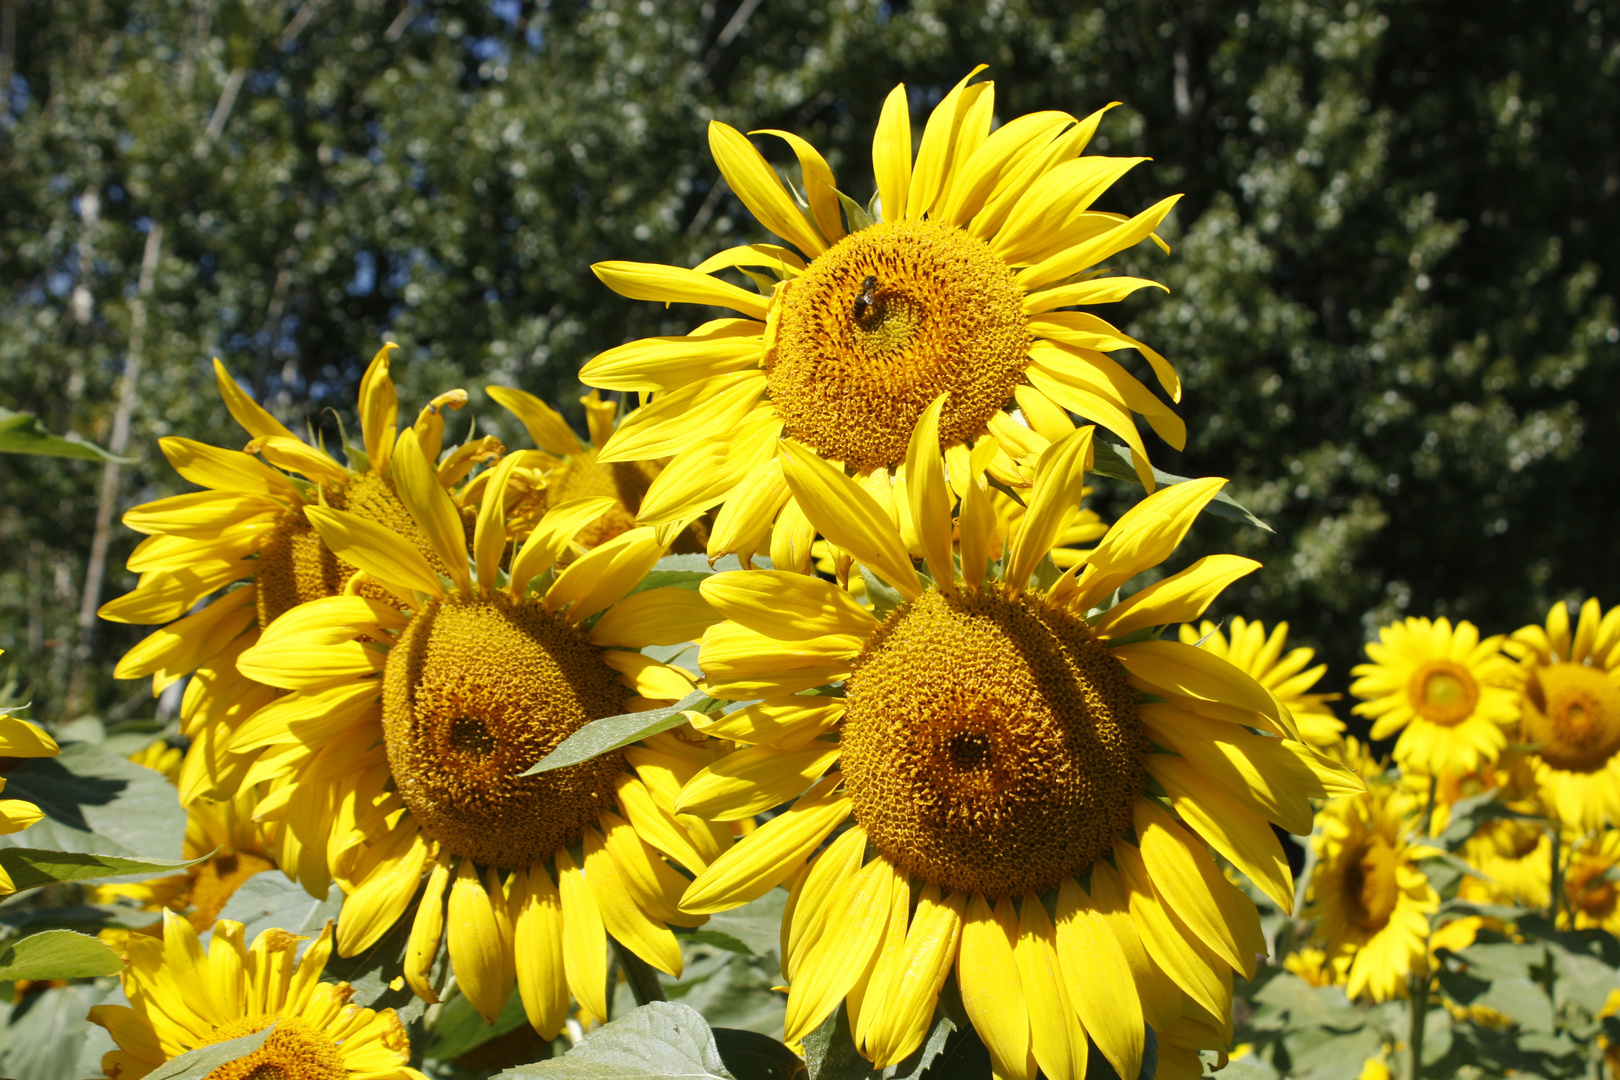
[
  {"xmin": 766, "ymin": 218, "xmax": 1031, "ymax": 473},
  {"xmin": 1522, "ymin": 663, "xmax": 1620, "ymax": 772},
  {"xmin": 382, "ymin": 595, "xmax": 629, "ymax": 869},
  {"xmin": 199, "ymin": 1013, "xmax": 350, "ymax": 1080},
  {"xmin": 839, "ymin": 583, "xmax": 1148, "ymax": 897},
  {"xmin": 256, "ymin": 472, "xmax": 474, "ymax": 626}
]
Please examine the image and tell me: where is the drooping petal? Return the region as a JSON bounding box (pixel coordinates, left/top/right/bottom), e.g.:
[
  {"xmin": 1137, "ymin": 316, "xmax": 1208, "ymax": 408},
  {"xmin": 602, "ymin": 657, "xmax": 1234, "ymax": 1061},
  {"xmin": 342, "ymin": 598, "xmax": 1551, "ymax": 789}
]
[
  {"xmin": 592, "ymin": 261, "xmax": 770, "ymax": 321},
  {"xmin": 779, "ymin": 441, "xmax": 921, "ymax": 600},
  {"xmin": 709, "ymin": 122, "xmax": 827, "ymax": 257}
]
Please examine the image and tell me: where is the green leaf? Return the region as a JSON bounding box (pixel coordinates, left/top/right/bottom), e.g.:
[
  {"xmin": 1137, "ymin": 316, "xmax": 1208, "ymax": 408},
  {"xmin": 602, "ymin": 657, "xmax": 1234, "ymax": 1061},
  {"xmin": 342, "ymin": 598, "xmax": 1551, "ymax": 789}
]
[
  {"xmin": 0, "ymin": 848, "xmax": 200, "ymax": 893},
  {"xmin": 1477, "ymin": 975, "xmax": 1554, "ymax": 1033},
  {"xmin": 143, "ymin": 1024, "xmax": 276, "ymax": 1080},
  {"xmin": 523, "ymin": 692, "xmax": 717, "ymax": 775},
  {"xmin": 713, "ymin": 1029, "xmax": 807, "ymax": 1080},
  {"xmin": 630, "ymin": 554, "xmax": 755, "ymax": 597},
  {"xmin": 321, "ymin": 887, "xmax": 430, "ymax": 1024},
  {"xmin": 678, "ymin": 929, "xmax": 757, "ymax": 956},
  {"xmin": 0, "ymin": 930, "xmax": 123, "ymax": 981},
  {"xmin": 0, "ymin": 982, "xmax": 116, "ymax": 1080},
  {"xmin": 1089, "ymin": 440, "xmax": 1273, "ymax": 532},
  {"xmin": 0, "ymin": 742, "xmax": 188, "ymax": 862},
  {"xmin": 858, "ymin": 569, "xmax": 903, "ymax": 618},
  {"xmin": 0, "ymin": 408, "xmax": 125, "ymax": 462},
  {"xmin": 702, "ymin": 888, "xmax": 789, "ymax": 959},
  {"xmin": 428, "ymin": 985, "xmax": 531, "ymax": 1062},
  {"xmin": 497, "ymin": 1001, "xmax": 735, "ymax": 1079},
  {"xmin": 803, "ymin": 992, "xmax": 965, "ymax": 1080},
  {"xmin": 215, "ymin": 870, "xmax": 343, "ymax": 945},
  {"xmin": 836, "ymin": 190, "xmax": 874, "ymax": 233}
]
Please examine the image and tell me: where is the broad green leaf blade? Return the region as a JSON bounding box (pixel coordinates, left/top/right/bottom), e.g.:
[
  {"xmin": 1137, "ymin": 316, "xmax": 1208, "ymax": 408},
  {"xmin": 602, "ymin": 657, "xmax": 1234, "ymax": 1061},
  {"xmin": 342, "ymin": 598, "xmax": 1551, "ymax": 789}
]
[
  {"xmin": 1089, "ymin": 439, "xmax": 1273, "ymax": 532},
  {"xmin": 702, "ymin": 888, "xmax": 789, "ymax": 959},
  {"xmin": 0, "ymin": 848, "xmax": 201, "ymax": 893},
  {"xmin": 0, "ymin": 929, "xmax": 123, "ymax": 980},
  {"xmin": 0, "ymin": 408, "xmax": 126, "ymax": 462},
  {"xmin": 678, "ymin": 928, "xmax": 756, "ymax": 957},
  {"xmin": 496, "ymin": 1001, "xmax": 735, "ymax": 1079},
  {"xmin": 427, "ymin": 989, "xmax": 531, "ymax": 1063},
  {"xmin": 0, "ymin": 982, "xmax": 116, "ymax": 1080},
  {"xmin": 0, "ymin": 742, "xmax": 188, "ymax": 862},
  {"xmin": 802, "ymin": 996, "xmax": 963, "ymax": 1080},
  {"xmin": 712, "ymin": 1029, "xmax": 807, "ymax": 1080},
  {"xmin": 320, "ymin": 885, "xmax": 431, "ymax": 1024},
  {"xmin": 216, "ymin": 870, "xmax": 343, "ymax": 944},
  {"xmin": 630, "ymin": 554, "xmax": 755, "ymax": 597},
  {"xmin": 144, "ymin": 1024, "xmax": 276, "ymax": 1080},
  {"xmin": 524, "ymin": 692, "xmax": 715, "ymax": 775}
]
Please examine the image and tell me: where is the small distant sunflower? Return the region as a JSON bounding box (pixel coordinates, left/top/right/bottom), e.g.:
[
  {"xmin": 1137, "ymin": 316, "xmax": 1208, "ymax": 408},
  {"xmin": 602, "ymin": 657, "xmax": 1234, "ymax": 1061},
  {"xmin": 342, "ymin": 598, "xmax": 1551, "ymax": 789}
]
[
  {"xmin": 487, "ymin": 385, "xmax": 708, "ymax": 552},
  {"xmin": 89, "ymin": 742, "xmax": 279, "ymax": 940},
  {"xmin": 1507, "ymin": 598, "xmax": 1620, "ymax": 830},
  {"xmin": 0, "ymin": 679, "xmax": 61, "ymax": 893},
  {"xmin": 1180, "ymin": 617, "xmax": 1343, "ymax": 747},
  {"xmin": 1456, "ymin": 813, "xmax": 1550, "ymax": 909},
  {"xmin": 1304, "ymin": 783, "xmax": 1438, "ymax": 1002},
  {"xmin": 1561, "ymin": 830, "xmax": 1620, "ymax": 933},
  {"xmin": 90, "ymin": 913, "xmax": 424, "ymax": 1080},
  {"xmin": 102, "ymin": 346, "xmax": 500, "ymax": 806},
  {"xmin": 1349, "ymin": 617, "xmax": 1521, "ymax": 777},
  {"xmin": 675, "ymin": 409, "xmax": 1360, "ymax": 1077},
  {"xmin": 1281, "ymin": 947, "xmax": 1336, "ymax": 987},
  {"xmin": 583, "ymin": 67, "xmax": 1185, "ymax": 562},
  {"xmin": 232, "ymin": 430, "xmax": 724, "ymax": 1033}
]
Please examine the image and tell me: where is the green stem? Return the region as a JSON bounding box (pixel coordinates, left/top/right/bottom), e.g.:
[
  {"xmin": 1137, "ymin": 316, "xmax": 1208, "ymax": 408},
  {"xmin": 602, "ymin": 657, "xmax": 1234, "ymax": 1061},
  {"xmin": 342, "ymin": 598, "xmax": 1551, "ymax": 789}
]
[
  {"xmin": 611, "ymin": 938, "xmax": 667, "ymax": 1007},
  {"xmin": 1549, "ymin": 827, "xmax": 1564, "ymax": 930},
  {"xmin": 1407, "ymin": 969, "xmax": 1430, "ymax": 1080}
]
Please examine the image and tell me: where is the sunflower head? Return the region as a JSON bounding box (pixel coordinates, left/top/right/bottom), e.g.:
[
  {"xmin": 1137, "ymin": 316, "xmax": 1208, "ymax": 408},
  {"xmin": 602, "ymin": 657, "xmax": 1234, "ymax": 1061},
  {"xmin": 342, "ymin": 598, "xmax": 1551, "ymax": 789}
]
[{"xmin": 584, "ymin": 66, "xmax": 1189, "ymax": 566}]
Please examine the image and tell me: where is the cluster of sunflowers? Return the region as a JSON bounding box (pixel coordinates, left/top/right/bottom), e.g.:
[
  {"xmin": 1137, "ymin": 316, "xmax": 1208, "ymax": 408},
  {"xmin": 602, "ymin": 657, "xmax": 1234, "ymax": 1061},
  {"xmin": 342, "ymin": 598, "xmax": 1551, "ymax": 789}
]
[{"xmin": 3, "ymin": 66, "xmax": 1611, "ymax": 1080}]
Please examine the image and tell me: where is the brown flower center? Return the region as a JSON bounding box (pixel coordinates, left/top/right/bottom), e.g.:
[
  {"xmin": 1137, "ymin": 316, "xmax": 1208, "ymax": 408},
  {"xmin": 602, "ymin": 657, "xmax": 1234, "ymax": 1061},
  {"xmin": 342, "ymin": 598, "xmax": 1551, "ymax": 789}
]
[
  {"xmin": 186, "ymin": 849, "xmax": 276, "ymax": 932},
  {"xmin": 201, "ymin": 1014, "xmax": 347, "ymax": 1080},
  {"xmin": 839, "ymin": 583, "xmax": 1147, "ymax": 897},
  {"xmin": 381, "ymin": 595, "xmax": 629, "ymax": 868},
  {"xmin": 1523, "ymin": 663, "xmax": 1620, "ymax": 772},
  {"xmin": 765, "ymin": 218, "xmax": 1031, "ymax": 474},
  {"xmin": 1406, "ymin": 660, "xmax": 1480, "ymax": 727},
  {"xmin": 1343, "ymin": 836, "xmax": 1401, "ymax": 932}
]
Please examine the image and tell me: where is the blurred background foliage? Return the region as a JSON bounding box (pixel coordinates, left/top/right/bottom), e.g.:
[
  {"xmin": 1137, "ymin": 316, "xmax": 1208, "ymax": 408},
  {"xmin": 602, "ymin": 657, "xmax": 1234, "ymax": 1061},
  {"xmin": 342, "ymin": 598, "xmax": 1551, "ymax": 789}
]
[{"xmin": 2, "ymin": 0, "xmax": 1616, "ymax": 727}]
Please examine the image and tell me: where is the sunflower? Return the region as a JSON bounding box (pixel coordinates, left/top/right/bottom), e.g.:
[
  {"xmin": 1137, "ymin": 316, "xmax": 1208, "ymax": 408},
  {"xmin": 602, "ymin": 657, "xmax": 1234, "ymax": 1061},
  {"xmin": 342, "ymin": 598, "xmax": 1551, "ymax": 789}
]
[
  {"xmin": 1180, "ymin": 617, "xmax": 1343, "ymax": 747},
  {"xmin": 1303, "ymin": 782, "xmax": 1438, "ymax": 1002},
  {"xmin": 673, "ymin": 408, "xmax": 1360, "ymax": 1077},
  {"xmin": 101, "ymin": 346, "xmax": 502, "ymax": 808},
  {"xmin": 1560, "ymin": 829, "xmax": 1620, "ymax": 933},
  {"xmin": 1349, "ymin": 617, "xmax": 1521, "ymax": 778},
  {"xmin": 487, "ymin": 385, "xmax": 709, "ymax": 553},
  {"xmin": 0, "ymin": 677, "xmax": 61, "ymax": 893},
  {"xmin": 582, "ymin": 67, "xmax": 1185, "ymax": 565},
  {"xmin": 88, "ymin": 742, "xmax": 280, "ymax": 941},
  {"xmin": 1455, "ymin": 813, "xmax": 1551, "ymax": 910},
  {"xmin": 1507, "ymin": 598, "xmax": 1620, "ymax": 831},
  {"xmin": 231, "ymin": 429, "xmax": 725, "ymax": 1034},
  {"xmin": 89, "ymin": 912, "xmax": 424, "ymax": 1080}
]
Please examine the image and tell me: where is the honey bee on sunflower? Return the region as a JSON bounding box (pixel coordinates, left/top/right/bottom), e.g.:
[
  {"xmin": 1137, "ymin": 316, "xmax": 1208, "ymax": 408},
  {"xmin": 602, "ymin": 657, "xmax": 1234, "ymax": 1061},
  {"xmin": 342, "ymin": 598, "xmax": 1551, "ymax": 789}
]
[
  {"xmin": 665, "ymin": 403, "xmax": 1360, "ymax": 1079},
  {"xmin": 101, "ymin": 346, "xmax": 506, "ymax": 812},
  {"xmin": 582, "ymin": 66, "xmax": 1185, "ymax": 567},
  {"xmin": 230, "ymin": 429, "xmax": 726, "ymax": 1035}
]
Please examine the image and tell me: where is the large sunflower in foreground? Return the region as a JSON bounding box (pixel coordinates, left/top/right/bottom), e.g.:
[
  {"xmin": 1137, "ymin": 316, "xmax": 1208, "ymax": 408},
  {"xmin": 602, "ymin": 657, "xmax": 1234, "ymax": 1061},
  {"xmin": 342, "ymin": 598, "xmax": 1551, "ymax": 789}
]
[
  {"xmin": 1303, "ymin": 782, "xmax": 1439, "ymax": 1002},
  {"xmin": 90, "ymin": 913, "xmax": 423, "ymax": 1080},
  {"xmin": 101, "ymin": 347, "xmax": 502, "ymax": 807},
  {"xmin": 232, "ymin": 431, "xmax": 724, "ymax": 1033},
  {"xmin": 1179, "ymin": 616, "xmax": 1343, "ymax": 747},
  {"xmin": 1507, "ymin": 598, "xmax": 1620, "ymax": 830},
  {"xmin": 487, "ymin": 385, "xmax": 707, "ymax": 552},
  {"xmin": 1349, "ymin": 617, "xmax": 1521, "ymax": 777},
  {"xmin": 583, "ymin": 66, "xmax": 1185, "ymax": 563},
  {"xmin": 674, "ymin": 409, "xmax": 1360, "ymax": 1077}
]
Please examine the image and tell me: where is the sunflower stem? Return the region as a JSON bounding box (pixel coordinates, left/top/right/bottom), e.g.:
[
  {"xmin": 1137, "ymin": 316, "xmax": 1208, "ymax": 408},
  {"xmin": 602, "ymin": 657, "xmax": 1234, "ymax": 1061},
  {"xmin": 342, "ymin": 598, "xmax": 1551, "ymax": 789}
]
[
  {"xmin": 1406, "ymin": 969, "xmax": 1430, "ymax": 1080},
  {"xmin": 1548, "ymin": 826, "xmax": 1564, "ymax": 930},
  {"xmin": 611, "ymin": 939, "xmax": 667, "ymax": 1007}
]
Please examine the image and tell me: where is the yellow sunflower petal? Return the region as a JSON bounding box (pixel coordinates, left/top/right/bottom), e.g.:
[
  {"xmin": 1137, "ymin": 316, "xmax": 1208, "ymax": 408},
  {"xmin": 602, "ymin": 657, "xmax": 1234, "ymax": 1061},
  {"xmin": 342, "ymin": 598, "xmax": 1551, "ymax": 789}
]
[
  {"xmin": 1086, "ymin": 860, "xmax": 1184, "ymax": 1033},
  {"xmin": 1134, "ymin": 799, "xmax": 1263, "ymax": 977},
  {"xmin": 215, "ymin": 359, "xmax": 299, "ymax": 441},
  {"xmin": 1022, "ymin": 276, "xmax": 1170, "ymax": 315},
  {"xmin": 513, "ymin": 865, "xmax": 569, "ymax": 1039},
  {"xmin": 872, "ymin": 84, "xmax": 912, "ymax": 222},
  {"xmin": 1003, "ymin": 426, "xmax": 1094, "ymax": 596},
  {"xmin": 785, "ymin": 825, "xmax": 867, "ymax": 980},
  {"xmin": 446, "ymin": 860, "xmax": 513, "ymax": 1023},
  {"xmin": 544, "ymin": 526, "xmax": 666, "ymax": 622},
  {"xmin": 583, "ymin": 825, "xmax": 683, "ymax": 977},
  {"xmin": 1056, "ymin": 877, "xmax": 1143, "ymax": 1080},
  {"xmin": 305, "ymin": 504, "xmax": 442, "ymax": 598},
  {"xmin": 1114, "ymin": 639, "xmax": 1292, "ymax": 739},
  {"xmin": 1096, "ymin": 555, "xmax": 1262, "ymax": 641},
  {"xmin": 614, "ymin": 773, "xmax": 711, "ymax": 875},
  {"xmin": 783, "ymin": 853, "xmax": 898, "ymax": 1043},
  {"xmin": 1014, "ymin": 892, "xmax": 1087, "ymax": 1080},
  {"xmin": 588, "ymin": 586, "xmax": 719, "ymax": 649},
  {"xmin": 390, "ymin": 428, "xmax": 471, "ymax": 596},
  {"xmin": 903, "ymin": 394, "xmax": 958, "ymax": 594},
  {"xmin": 555, "ymin": 845, "xmax": 610, "ymax": 1024},
  {"xmin": 405, "ymin": 854, "xmax": 451, "ymax": 1004},
  {"xmin": 868, "ymin": 886, "xmax": 966, "ymax": 1067},
  {"xmin": 752, "ymin": 129, "xmax": 845, "ymax": 246},
  {"xmin": 908, "ymin": 67, "xmax": 990, "ymax": 219},
  {"xmin": 709, "ymin": 122, "xmax": 826, "ymax": 257},
  {"xmin": 486, "ymin": 385, "xmax": 585, "ymax": 456},
  {"xmin": 957, "ymin": 894, "xmax": 1037, "ymax": 1080},
  {"xmin": 675, "ymin": 744, "xmax": 842, "ymax": 821},
  {"xmin": 1115, "ymin": 842, "xmax": 1231, "ymax": 1021},
  {"xmin": 159, "ymin": 437, "xmax": 298, "ymax": 500},
  {"xmin": 592, "ymin": 261, "xmax": 771, "ymax": 321},
  {"xmin": 939, "ymin": 110, "xmax": 1075, "ymax": 229},
  {"xmin": 780, "ymin": 441, "xmax": 921, "ymax": 599},
  {"xmin": 700, "ymin": 569, "xmax": 878, "ymax": 640},
  {"xmin": 1149, "ymin": 754, "xmax": 1294, "ymax": 913},
  {"xmin": 597, "ymin": 371, "xmax": 768, "ymax": 464},
  {"xmin": 688, "ymin": 696, "xmax": 845, "ymax": 749},
  {"xmin": 1017, "ymin": 194, "xmax": 1182, "ymax": 292},
  {"xmin": 679, "ymin": 776, "xmax": 849, "ymax": 914}
]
